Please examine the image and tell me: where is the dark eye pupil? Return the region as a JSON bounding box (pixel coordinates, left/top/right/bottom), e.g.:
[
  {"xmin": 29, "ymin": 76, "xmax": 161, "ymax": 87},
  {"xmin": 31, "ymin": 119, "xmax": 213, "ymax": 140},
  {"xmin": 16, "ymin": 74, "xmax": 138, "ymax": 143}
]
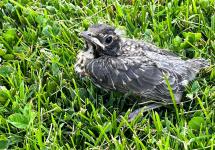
[{"xmin": 105, "ymin": 36, "xmax": 112, "ymax": 44}]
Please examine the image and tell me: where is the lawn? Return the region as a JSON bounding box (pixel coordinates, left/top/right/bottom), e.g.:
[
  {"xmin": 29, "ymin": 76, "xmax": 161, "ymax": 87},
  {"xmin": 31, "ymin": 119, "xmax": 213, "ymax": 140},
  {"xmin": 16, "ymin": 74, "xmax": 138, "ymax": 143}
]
[{"xmin": 0, "ymin": 0, "xmax": 214, "ymax": 149}]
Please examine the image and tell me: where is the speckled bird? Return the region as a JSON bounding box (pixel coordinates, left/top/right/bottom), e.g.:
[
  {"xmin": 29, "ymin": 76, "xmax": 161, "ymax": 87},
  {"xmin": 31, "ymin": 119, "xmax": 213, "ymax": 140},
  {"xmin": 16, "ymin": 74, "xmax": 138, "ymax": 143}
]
[{"xmin": 74, "ymin": 24, "xmax": 209, "ymax": 120}]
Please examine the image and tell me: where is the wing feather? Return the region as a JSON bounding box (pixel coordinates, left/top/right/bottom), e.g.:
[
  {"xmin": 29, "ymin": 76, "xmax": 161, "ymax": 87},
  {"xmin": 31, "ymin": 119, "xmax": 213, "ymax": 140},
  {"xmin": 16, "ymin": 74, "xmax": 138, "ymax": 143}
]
[{"xmin": 86, "ymin": 56, "xmax": 183, "ymax": 103}]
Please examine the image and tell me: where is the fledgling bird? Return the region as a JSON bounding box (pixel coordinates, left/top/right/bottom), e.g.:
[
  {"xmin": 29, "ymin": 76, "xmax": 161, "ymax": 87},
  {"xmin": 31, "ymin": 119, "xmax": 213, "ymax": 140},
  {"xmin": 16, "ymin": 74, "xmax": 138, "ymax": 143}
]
[{"xmin": 74, "ymin": 24, "xmax": 209, "ymax": 120}]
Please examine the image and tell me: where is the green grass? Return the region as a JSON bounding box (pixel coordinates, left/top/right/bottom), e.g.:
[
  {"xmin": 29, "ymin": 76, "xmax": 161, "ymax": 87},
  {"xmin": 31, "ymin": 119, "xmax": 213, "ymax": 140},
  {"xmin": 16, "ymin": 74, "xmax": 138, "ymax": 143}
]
[{"xmin": 0, "ymin": 0, "xmax": 214, "ymax": 149}]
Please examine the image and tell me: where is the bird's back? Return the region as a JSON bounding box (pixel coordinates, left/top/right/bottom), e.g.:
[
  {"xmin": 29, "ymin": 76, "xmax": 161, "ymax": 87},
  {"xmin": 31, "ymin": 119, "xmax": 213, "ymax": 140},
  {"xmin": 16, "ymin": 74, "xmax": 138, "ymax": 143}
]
[{"xmin": 120, "ymin": 39, "xmax": 209, "ymax": 83}]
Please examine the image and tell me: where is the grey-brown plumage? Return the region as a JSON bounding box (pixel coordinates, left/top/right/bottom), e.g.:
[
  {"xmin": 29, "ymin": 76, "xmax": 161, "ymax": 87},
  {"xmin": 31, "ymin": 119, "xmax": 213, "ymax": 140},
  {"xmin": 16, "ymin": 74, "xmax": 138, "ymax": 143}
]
[{"xmin": 74, "ymin": 24, "xmax": 209, "ymax": 120}]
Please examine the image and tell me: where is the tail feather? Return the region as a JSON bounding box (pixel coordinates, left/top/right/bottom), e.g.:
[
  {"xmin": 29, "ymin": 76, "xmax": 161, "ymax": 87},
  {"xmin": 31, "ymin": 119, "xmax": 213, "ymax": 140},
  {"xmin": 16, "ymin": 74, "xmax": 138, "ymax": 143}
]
[
  {"xmin": 182, "ymin": 58, "xmax": 210, "ymax": 82},
  {"xmin": 187, "ymin": 58, "xmax": 210, "ymax": 71}
]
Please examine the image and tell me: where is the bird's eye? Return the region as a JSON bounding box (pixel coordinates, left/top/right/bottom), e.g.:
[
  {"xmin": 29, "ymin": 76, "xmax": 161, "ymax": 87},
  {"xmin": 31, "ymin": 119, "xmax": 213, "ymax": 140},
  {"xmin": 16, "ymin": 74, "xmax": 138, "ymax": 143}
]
[{"xmin": 105, "ymin": 36, "xmax": 113, "ymax": 44}]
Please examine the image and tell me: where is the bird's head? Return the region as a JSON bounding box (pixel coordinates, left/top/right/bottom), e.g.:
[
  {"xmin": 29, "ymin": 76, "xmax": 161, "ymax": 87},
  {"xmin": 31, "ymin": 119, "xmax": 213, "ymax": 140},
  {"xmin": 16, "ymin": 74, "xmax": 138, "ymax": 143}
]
[{"xmin": 80, "ymin": 24, "xmax": 121, "ymax": 57}]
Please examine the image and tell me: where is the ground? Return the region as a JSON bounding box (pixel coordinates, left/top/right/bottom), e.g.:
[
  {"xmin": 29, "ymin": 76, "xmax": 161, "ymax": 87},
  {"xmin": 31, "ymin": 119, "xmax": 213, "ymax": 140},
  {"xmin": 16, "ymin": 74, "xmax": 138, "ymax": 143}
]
[{"xmin": 0, "ymin": 0, "xmax": 214, "ymax": 149}]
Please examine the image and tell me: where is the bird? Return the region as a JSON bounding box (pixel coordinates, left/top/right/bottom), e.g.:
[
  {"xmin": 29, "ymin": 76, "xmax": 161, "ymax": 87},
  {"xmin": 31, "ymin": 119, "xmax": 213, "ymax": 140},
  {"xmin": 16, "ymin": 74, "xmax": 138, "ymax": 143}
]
[{"xmin": 74, "ymin": 24, "xmax": 209, "ymax": 120}]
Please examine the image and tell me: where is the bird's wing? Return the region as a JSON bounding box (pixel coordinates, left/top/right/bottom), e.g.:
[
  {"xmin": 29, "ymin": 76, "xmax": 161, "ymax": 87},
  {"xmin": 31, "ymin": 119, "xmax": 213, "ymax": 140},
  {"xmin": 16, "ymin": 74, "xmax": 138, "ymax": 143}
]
[{"xmin": 86, "ymin": 56, "xmax": 183, "ymax": 103}]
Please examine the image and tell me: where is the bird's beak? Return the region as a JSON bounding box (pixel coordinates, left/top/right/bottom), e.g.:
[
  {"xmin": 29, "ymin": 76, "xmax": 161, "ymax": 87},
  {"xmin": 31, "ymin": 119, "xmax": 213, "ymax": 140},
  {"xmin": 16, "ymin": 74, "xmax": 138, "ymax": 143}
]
[{"xmin": 80, "ymin": 31, "xmax": 105, "ymax": 49}]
